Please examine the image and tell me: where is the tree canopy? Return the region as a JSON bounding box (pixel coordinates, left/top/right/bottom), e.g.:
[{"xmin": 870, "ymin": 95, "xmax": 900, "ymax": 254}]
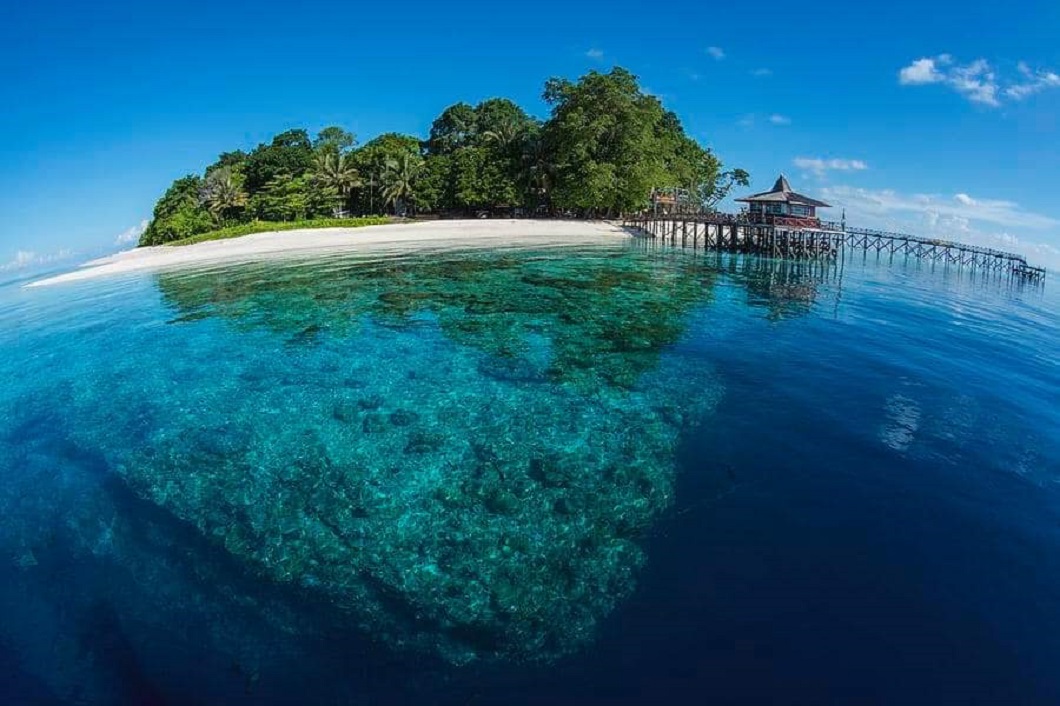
[
  {"xmin": 139, "ymin": 67, "xmax": 745, "ymax": 246},
  {"xmin": 542, "ymin": 68, "xmax": 722, "ymax": 217},
  {"xmin": 243, "ymin": 129, "xmax": 315, "ymax": 193}
]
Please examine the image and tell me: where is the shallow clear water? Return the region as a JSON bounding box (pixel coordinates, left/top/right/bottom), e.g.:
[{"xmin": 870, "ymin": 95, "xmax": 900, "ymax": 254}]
[{"xmin": 0, "ymin": 240, "xmax": 1057, "ymax": 704}]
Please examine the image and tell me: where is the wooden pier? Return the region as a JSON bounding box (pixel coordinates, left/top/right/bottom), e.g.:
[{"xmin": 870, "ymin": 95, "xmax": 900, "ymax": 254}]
[{"xmin": 621, "ymin": 214, "xmax": 1047, "ymax": 284}]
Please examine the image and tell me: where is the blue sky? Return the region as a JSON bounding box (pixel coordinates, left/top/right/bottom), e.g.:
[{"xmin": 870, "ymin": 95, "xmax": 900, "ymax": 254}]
[{"xmin": 2, "ymin": 0, "xmax": 1059, "ymax": 271}]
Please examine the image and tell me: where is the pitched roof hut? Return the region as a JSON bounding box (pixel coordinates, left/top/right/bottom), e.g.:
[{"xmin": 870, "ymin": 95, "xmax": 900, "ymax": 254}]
[{"xmin": 736, "ymin": 175, "xmax": 831, "ymax": 227}]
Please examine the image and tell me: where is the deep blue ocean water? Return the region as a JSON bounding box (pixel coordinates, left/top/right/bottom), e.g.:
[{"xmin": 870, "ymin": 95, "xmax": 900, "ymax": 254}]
[{"xmin": 0, "ymin": 240, "xmax": 1057, "ymax": 705}]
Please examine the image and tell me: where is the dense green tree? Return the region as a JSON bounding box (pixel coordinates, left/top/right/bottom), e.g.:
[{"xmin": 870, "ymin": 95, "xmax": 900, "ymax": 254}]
[
  {"xmin": 306, "ymin": 179, "xmax": 343, "ymax": 218},
  {"xmin": 519, "ymin": 128, "xmax": 552, "ymax": 211},
  {"xmin": 475, "ymin": 98, "xmax": 534, "ymax": 149},
  {"xmin": 474, "ymin": 99, "xmax": 535, "ymax": 211},
  {"xmin": 542, "ymin": 68, "xmax": 678, "ymax": 216},
  {"xmin": 140, "ymin": 175, "xmax": 214, "ymax": 246},
  {"xmin": 249, "ymin": 173, "xmax": 340, "ymax": 221},
  {"xmin": 149, "ymin": 175, "xmax": 202, "ymax": 221},
  {"xmin": 351, "ymin": 133, "xmax": 423, "ymax": 214},
  {"xmin": 204, "ymin": 150, "xmax": 248, "ymax": 177},
  {"xmin": 426, "ymin": 103, "xmax": 477, "ymax": 155},
  {"xmin": 443, "ymin": 147, "xmax": 518, "ymax": 211},
  {"xmin": 146, "ymin": 204, "xmax": 214, "ymax": 245},
  {"xmin": 244, "ymin": 129, "xmax": 315, "ymax": 193},
  {"xmin": 313, "ymin": 126, "xmax": 357, "ymax": 156},
  {"xmin": 413, "ymin": 154, "xmax": 449, "ymax": 212},
  {"xmin": 424, "ymin": 99, "xmax": 536, "ymax": 213},
  {"xmin": 427, "ymin": 99, "xmax": 534, "ymax": 155},
  {"xmin": 450, "ymin": 148, "xmax": 487, "ymax": 208}
]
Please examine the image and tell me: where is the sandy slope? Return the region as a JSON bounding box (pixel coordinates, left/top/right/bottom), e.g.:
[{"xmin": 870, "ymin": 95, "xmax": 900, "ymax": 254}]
[{"xmin": 27, "ymin": 220, "xmax": 630, "ymax": 287}]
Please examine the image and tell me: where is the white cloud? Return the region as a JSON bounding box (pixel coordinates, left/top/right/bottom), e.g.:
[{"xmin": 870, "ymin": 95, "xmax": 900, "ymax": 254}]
[
  {"xmin": 1, "ymin": 249, "xmax": 75, "ymax": 272},
  {"xmin": 739, "ymin": 113, "xmax": 791, "ymax": 128},
  {"xmin": 898, "ymin": 56, "xmax": 948, "ymax": 85},
  {"xmin": 821, "ymin": 185, "xmax": 1057, "ymax": 230},
  {"xmin": 115, "ymin": 219, "xmax": 149, "ymax": 246},
  {"xmin": 947, "ymin": 59, "xmax": 999, "ymax": 106},
  {"xmin": 751, "ymin": 68, "xmax": 772, "ymax": 77},
  {"xmin": 706, "ymin": 46, "xmax": 725, "ymax": 61},
  {"xmin": 898, "ymin": 55, "xmax": 998, "ymax": 106},
  {"xmin": 819, "ymin": 184, "xmax": 1060, "ymax": 268},
  {"xmin": 586, "ymin": 48, "xmax": 604, "ymax": 60},
  {"xmin": 1, "ymin": 250, "xmax": 39, "ymax": 271},
  {"xmin": 1005, "ymin": 62, "xmax": 1060, "ymax": 100},
  {"xmin": 794, "ymin": 157, "xmax": 869, "ymax": 176},
  {"xmin": 899, "ymin": 54, "xmax": 1059, "ymax": 106}
]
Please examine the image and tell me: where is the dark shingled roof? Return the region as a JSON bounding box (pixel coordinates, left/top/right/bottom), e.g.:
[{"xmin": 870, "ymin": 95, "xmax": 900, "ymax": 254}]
[{"xmin": 735, "ymin": 174, "xmax": 832, "ymax": 208}]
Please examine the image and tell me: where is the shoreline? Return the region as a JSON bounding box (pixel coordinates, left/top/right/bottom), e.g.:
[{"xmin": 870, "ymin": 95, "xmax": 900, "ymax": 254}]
[{"xmin": 27, "ymin": 220, "xmax": 630, "ymax": 288}]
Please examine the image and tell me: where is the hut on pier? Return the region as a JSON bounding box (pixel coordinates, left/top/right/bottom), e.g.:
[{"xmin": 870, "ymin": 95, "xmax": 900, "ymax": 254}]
[{"xmin": 736, "ymin": 175, "xmax": 832, "ymax": 229}]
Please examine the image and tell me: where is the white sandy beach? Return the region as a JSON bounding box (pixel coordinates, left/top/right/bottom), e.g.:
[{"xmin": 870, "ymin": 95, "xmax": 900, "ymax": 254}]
[{"xmin": 27, "ymin": 219, "xmax": 631, "ymax": 288}]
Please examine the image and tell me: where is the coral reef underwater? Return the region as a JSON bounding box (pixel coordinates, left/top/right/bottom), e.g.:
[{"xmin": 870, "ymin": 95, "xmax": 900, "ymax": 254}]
[{"xmin": 5, "ymin": 246, "xmax": 724, "ymax": 667}]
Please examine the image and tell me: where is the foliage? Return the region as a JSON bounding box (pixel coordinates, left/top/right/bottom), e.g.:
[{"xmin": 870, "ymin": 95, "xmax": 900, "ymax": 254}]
[
  {"xmin": 422, "ymin": 98, "xmax": 537, "ymax": 214},
  {"xmin": 148, "ymin": 175, "xmax": 202, "ymax": 222},
  {"xmin": 477, "ymin": 98, "xmax": 534, "ymax": 150},
  {"xmin": 140, "ymin": 176, "xmax": 214, "ymax": 246},
  {"xmin": 414, "ymin": 153, "xmax": 449, "ymax": 212},
  {"xmin": 313, "ymin": 126, "xmax": 356, "ymax": 156},
  {"xmin": 313, "ymin": 151, "xmax": 362, "ymax": 212},
  {"xmin": 140, "ymin": 67, "xmax": 746, "ymax": 246},
  {"xmin": 426, "ymin": 102, "xmax": 478, "ymax": 155},
  {"xmin": 541, "ymin": 67, "xmax": 715, "ymax": 216},
  {"xmin": 381, "ymin": 153, "xmax": 423, "ymax": 215},
  {"xmin": 243, "ymin": 129, "xmax": 315, "ymax": 193},
  {"xmin": 199, "ymin": 166, "xmax": 249, "ymax": 224},
  {"xmin": 204, "ymin": 150, "xmax": 247, "ymax": 176},
  {"xmin": 350, "ymin": 133, "xmax": 423, "ymax": 215},
  {"xmin": 140, "ymin": 203, "xmax": 214, "ymax": 246},
  {"xmin": 248, "ymin": 173, "xmax": 341, "ymax": 222},
  {"xmin": 701, "ymin": 168, "xmax": 751, "ymax": 211},
  {"xmin": 165, "ymin": 217, "xmax": 391, "ymax": 246}
]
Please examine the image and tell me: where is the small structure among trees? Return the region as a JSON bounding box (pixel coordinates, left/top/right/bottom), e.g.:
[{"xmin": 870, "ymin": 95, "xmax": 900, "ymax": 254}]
[
  {"xmin": 736, "ymin": 174, "xmax": 831, "ymax": 229},
  {"xmin": 650, "ymin": 187, "xmax": 698, "ymax": 216}
]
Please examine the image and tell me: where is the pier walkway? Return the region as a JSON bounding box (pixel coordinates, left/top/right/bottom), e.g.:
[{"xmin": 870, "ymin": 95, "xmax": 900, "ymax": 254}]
[{"xmin": 622, "ymin": 215, "xmax": 1046, "ymax": 284}]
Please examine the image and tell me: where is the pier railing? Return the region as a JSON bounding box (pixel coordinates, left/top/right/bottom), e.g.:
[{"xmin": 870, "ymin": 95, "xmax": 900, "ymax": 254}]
[{"xmin": 621, "ymin": 215, "xmax": 1046, "ymax": 284}]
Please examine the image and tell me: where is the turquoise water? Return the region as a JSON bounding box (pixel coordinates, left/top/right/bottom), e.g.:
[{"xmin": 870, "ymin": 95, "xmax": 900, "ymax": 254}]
[{"xmin": 0, "ymin": 241, "xmax": 1057, "ymax": 704}]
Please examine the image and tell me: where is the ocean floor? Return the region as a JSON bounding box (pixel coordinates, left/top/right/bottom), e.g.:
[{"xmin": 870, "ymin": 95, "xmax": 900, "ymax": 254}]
[{"xmin": 5, "ymin": 245, "xmax": 723, "ymax": 678}]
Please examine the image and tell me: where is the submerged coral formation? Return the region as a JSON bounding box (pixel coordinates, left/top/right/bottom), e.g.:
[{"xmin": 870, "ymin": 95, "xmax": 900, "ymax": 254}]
[
  {"xmin": 82, "ymin": 246, "xmax": 721, "ymax": 663},
  {"xmin": 157, "ymin": 248, "xmax": 717, "ymax": 390}
]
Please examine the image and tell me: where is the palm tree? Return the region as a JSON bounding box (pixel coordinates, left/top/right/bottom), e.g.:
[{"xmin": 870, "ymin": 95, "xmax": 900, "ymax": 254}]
[
  {"xmin": 200, "ymin": 167, "xmax": 248, "ymax": 224},
  {"xmin": 520, "ymin": 133, "xmax": 552, "ymax": 211},
  {"xmin": 381, "ymin": 154, "xmax": 421, "ymax": 216},
  {"xmin": 313, "ymin": 152, "xmax": 362, "ymax": 215},
  {"xmin": 481, "ymin": 119, "xmax": 524, "ymax": 151}
]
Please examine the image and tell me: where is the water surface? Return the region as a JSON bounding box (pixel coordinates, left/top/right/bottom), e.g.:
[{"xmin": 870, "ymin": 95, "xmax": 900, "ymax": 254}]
[{"xmin": 0, "ymin": 241, "xmax": 1057, "ymax": 704}]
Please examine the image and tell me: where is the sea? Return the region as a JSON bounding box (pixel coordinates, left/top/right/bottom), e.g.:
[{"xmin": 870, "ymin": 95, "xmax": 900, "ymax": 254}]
[{"xmin": 0, "ymin": 238, "xmax": 1057, "ymax": 705}]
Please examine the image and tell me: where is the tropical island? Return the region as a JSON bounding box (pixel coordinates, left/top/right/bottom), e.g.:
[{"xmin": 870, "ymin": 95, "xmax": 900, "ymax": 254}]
[
  {"xmin": 34, "ymin": 65, "xmax": 1044, "ymax": 287},
  {"xmin": 137, "ymin": 67, "xmax": 748, "ymax": 247}
]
